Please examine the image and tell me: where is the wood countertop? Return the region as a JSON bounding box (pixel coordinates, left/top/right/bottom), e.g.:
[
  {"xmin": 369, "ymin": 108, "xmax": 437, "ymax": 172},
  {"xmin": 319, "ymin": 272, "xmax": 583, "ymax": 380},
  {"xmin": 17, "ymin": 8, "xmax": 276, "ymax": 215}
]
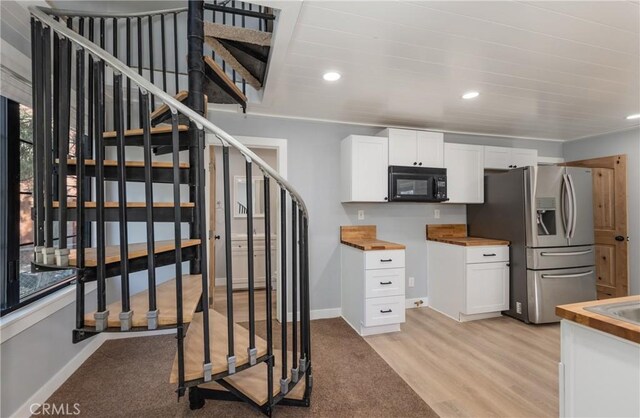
[
  {"xmin": 556, "ymin": 295, "xmax": 640, "ymax": 344},
  {"xmin": 426, "ymin": 224, "xmax": 510, "ymax": 247},
  {"xmin": 340, "ymin": 225, "xmax": 405, "ymax": 251}
]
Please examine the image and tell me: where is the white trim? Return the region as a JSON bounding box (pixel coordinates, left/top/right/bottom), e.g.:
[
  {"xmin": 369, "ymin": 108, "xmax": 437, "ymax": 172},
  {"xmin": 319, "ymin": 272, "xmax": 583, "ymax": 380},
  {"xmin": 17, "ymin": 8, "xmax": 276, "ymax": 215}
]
[
  {"xmin": 538, "ymin": 156, "xmax": 565, "ymax": 165},
  {"xmin": 9, "ymin": 328, "xmax": 176, "ymax": 418},
  {"xmin": 0, "ymin": 282, "xmax": 97, "ymax": 344},
  {"xmin": 405, "ymin": 297, "xmax": 428, "ymax": 309},
  {"xmin": 286, "ymin": 308, "xmax": 342, "ymax": 322},
  {"xmin": 564, "ymin": 125, "xmax": 640, "ymax": 143}
]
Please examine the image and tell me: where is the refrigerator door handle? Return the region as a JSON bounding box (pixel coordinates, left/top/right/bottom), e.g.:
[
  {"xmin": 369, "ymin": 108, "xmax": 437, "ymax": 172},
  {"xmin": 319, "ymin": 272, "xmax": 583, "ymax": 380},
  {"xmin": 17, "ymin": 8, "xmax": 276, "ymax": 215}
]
[
  {"xmin": 561, "ymin": 174, "xmax": 572, "ymax": 239},
  {"xmin": 540, "ymin": 249, "xmax": 593, "ymax": 257},
  {"xmin": 541, "ymin": 270, "xmax": 594, "ymax": 279},
  {"xmin": 567, "ymin": 174, "xmax": 578, "ymax": 239}
]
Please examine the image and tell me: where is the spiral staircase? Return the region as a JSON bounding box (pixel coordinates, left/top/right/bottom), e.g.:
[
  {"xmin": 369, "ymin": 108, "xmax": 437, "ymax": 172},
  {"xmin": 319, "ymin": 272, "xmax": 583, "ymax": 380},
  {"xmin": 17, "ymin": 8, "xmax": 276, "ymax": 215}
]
[{"xmin": 28, "ymin": 2, "xmax": 311, "ymax": 415}]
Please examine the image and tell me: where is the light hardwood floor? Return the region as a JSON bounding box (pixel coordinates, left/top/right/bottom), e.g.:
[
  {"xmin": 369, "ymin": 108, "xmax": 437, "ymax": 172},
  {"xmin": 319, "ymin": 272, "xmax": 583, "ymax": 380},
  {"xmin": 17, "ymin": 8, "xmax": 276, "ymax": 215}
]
[
  {"xmin": 213, "ymin": 286, "xmax": 276, "ymax": 323},
  {"xmin": 365, "ymin": 308, "xmax": 560, "ymax": 418}
]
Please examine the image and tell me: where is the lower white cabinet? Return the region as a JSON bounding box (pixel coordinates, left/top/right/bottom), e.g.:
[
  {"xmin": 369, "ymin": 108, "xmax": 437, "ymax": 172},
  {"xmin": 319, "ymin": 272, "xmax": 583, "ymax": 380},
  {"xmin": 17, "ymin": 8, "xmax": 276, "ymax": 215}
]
[
  {"xmin": 230, "ymin": 237, "xmax": 277, "ymax": 289},
  {"xmin": 341, "ymin": 246, "xmax": 406, "ymax": 335},
  {"xmin": 427, "ymin": 241, "xmax": 509, "ymax": 322}
]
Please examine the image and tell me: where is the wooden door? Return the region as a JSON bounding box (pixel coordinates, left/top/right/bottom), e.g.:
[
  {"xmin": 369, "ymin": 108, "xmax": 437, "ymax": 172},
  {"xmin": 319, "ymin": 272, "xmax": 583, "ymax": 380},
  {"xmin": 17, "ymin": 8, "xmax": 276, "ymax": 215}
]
[
  {"xmin": 208, "ymin": 146, "xmax": 216, "ymax": 305},
  {"xmin": 567, "ymin": 155, "xmax": 628, "ymax": 299}
]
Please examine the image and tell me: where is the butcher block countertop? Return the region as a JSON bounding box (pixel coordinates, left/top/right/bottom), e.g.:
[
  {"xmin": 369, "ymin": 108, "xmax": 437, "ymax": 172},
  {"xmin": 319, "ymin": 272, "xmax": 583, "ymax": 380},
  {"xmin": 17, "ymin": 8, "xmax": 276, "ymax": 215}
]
[
  {"xmin": 426, "ymin": 224, "xmax": 510, "ymax": 247},
  {"xmin": 340, "ymin": 225, "xmax": 405, "ymax": 251},
  {"xmin": 556, "ymin": 295, "xmax": 640, "ymax": 344}
]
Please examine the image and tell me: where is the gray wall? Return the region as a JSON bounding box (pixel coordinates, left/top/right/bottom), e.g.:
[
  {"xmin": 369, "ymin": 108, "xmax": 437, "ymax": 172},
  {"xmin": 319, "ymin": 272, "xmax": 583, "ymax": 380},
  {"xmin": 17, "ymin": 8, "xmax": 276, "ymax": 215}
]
[
  {"xmin": 563, "ymin": 127, "xmax": 640, "ymax": 295},
  {"xmin": 205, "ymin": 111, "xmax": 563, "ymax": 309}
]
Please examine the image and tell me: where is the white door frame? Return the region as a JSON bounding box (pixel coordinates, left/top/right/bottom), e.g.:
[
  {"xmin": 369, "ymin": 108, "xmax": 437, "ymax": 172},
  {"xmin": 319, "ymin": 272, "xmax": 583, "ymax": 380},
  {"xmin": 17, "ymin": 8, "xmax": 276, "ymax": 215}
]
[{"xmin": 205, "ymin": 134, "xmax": 287, "ymax": 323}]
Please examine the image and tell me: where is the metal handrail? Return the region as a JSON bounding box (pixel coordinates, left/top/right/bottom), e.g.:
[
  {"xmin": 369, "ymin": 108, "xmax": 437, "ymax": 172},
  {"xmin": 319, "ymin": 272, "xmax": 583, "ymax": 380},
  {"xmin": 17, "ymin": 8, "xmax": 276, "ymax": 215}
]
[
  {"xmin": 37, "ymin": 6, "xmax": 187, "ymax": 19},
  {"xmin": 30, "ymin": 5, "xmax": 309, "ymax": 216}
]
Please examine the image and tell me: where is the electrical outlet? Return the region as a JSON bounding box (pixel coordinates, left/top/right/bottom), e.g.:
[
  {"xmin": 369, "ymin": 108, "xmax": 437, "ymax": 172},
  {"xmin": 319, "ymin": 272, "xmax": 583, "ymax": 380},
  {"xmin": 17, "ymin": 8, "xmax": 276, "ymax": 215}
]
[
  {"xmin": 408, "ymin": 277, "xmax": 415, "ymax": 287},
  {"xmin": 357, "ymin": 210, "xmax": 365, "ymax": 220},
  {"xmin": 516, "ymin": 302, "xmax": 522, "ymax": 314},
  {"xmin": 434, "ymin": 209, "xmax": 441, "ymax": 219}
]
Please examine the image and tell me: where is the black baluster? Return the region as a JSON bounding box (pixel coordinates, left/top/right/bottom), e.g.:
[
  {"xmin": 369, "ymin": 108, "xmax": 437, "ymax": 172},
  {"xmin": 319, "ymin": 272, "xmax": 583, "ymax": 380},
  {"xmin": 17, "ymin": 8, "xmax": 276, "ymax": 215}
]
[
  {"xmin": 75, "ymin": 47, "xmax": 85, "ymax": 330},
  {"xmin": 126, "ymin": 18, "xmax": 131, "ymax": 130},
  {"xmin": 99, "ymin": 18, "xmax": 105, "ymax": 121},
  {"xmin": 137, "ymin": 16, "xmax": 143, "ymax": 127},
  {"xmin": 93, "ymin": 61, "xmax": 108, "ymax": 331},
  {"xmin": 140, "ymin": 93, "xmax": 158, "ymax": 329},
  {"xmin": 222, "ymin": 146, "xmax": 235, "ymax": 372},
  {"xmin": 57, "ymin": 37, "xmax": 71, "ymax": 259},
  {"xmin": 280, "ymin": 188, "xmax": 288, "ymax": 393},
  {"xmin": 43, "ymin": 26, "xmax": 53, "ymax": 250},
  {"xmin": 171, "ymin": 112, "xmax": 185, "ymax": 391},
  {"xmin": 264, "ymin": 175, "xmax": 274, "ymax": 408},
  {"xmin": 298, "ymin": 207, "xmax": 305, "ymax": 373},
  {"xmin": 161, "ymin": 14, "xmax": 167, "ymax": 92},
  {"xmin": 291, "ymin": 199, "xmax": 298, "ymax": 382},
  {"xmin": 246, "ymin": 159, "xmax": 256, "ymax": 364},
  {"xmin": 148, "ymin": 15, "xmax": 155, "ymax": 109},
  {"xmin": 31, "ymin": 19, "xmax": 44, "ymax": 249},
  {"xmin": 114, "ymin": 74, "xmax": 131, "ymax": 331},
  {"xmin": 88, "ymin": 17, "xmax": 94, "ymax": 155},
  {"xmin": 303, "ymin": 215, "xmax": 311, "ymax": 376},
  {"xmin": 173, "ymin": 13, "xmax": 179, "ymax": 93}
]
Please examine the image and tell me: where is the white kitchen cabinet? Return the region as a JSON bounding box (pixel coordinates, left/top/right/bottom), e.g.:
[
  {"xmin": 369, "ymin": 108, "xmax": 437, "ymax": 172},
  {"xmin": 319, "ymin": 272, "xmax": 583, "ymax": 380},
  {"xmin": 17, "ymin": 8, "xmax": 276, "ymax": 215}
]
[
  {"xmin": 484, "ymin": 146, "xmax": 538, "ymax": 170},
  {"xmin": 230, "ymin": 236, "xmax": 277, "ymax": 289},
  {"xmin": 341, "ymin": 246, "xmax": 406, "ymax": 335},
  {"xmin": 427, "ymin": 241, "xmax": 509, "ymax": 322},
  {"xmin": 341, "ymin": 135, "xmax": 389, "ymax": 202},
  {"xmin": 444, "ymin": 143, "xmax": 484, "ymax": 203},
  {"xmin": 378, "ymin": 128, "xmax": 444, "ymax": 168}
]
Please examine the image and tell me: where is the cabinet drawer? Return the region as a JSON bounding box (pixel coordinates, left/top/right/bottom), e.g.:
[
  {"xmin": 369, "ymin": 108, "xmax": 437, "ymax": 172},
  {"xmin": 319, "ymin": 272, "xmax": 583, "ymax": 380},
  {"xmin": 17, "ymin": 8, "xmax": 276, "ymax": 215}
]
[
  {"xmin": 365, "ymin": 268, "xmax": 405, "ymax": 298},
  {"xmin": 466, "ymin": 246, "xmax": 509, "ymax": 264},
  {"xmin": 364, "ymin": 295, "xmax": 405, "ymax": 327},
  {"xmin": 365, "ymin": 250, "xmax": 405, "ymax": 270}
]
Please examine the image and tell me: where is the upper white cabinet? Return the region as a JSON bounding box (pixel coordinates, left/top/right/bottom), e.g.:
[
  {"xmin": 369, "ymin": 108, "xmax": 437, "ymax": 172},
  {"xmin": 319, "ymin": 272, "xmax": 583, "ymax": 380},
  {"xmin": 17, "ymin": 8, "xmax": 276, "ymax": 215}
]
[
  {"xmin": 484, "ymin": 146, "xmax": 538, "ymax": 170},
  {"xmin": 378, "ymin": 128, "xmax": 444, "ymax": 168},
  {"xmin": 341, "ymin": 135, "xmax": 389, "ymax": 202},
  {"xmin": 444, "ymin": 143, "xmax": 484, "ymax": 204}
]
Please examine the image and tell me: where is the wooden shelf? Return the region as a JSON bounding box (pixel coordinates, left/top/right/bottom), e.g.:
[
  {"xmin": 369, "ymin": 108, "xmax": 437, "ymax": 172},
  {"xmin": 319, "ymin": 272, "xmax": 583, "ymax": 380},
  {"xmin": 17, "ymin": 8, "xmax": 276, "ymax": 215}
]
[
  {"xmin": 102, "ymin": 124, "xmax": 189, "ymax": 139},
  {"xmin": 84, "ymin": 275, "xmax": 203, "ymax": 328},
  {"xmin": 169, "ymin": 309, "xmax": 268, "ymax": 383},
  {"xmin": 69, "ymin": 239, "xmax": 201, "ymax": 268},
  {"xmin": 53, "ymin": 201, "xmax": 195, "ymax": 208},
  {"xmin": 60, "ymin": 159, "xmax": 189, "ymax": 169}
]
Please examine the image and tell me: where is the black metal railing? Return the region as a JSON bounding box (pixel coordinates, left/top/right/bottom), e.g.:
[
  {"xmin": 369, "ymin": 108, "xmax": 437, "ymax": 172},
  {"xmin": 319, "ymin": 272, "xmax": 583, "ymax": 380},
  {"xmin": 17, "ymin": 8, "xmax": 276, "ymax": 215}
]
[{"xmin": 30, "ymin": 2, "xmax": 311, "ymax": 413}]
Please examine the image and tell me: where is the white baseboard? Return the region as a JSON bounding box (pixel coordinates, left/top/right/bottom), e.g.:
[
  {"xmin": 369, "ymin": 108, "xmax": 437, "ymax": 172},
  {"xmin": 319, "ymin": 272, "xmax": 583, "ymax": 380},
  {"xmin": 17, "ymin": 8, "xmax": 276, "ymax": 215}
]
[
  {"xmin": 286, "ymin": 307, "xmax": 342, "ymax": 322},
  {"xmin": 10, "ymin": 329, "xmax": 176, "ymax": 418},
  {"xmin": 406, "ymin": 297, "xmax": 428, "ymax": 309}
]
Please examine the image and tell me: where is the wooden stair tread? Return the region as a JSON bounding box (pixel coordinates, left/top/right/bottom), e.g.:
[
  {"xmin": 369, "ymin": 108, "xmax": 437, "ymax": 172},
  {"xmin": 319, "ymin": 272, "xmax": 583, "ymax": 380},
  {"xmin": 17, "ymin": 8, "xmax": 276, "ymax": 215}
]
[
  {"xmin": 59, "ymin": 159, "xmax": 189, "ymax": 169},
  {"xmin": 84, "ymin": 275, "xmax": 203, "ymax": 328},
  {"xmin": 201, "ymin": 349, "xmax": 305, "ymax": 406},
  {"xmin": 69, "ymin": 239, "xmax": 201, "ymax": 268},
  {"xmin": 169, "ymin": 309, "xmax": 268, "ymax": 383},
  {"xmin": 53, "ymin": 201, "xmax": 195, "ymax": 208},
  {"xmin": 149, "ymin": 91, "xmax": 189, "ymax": 121},
  {"xmin": 203, "ymin": 56, "xmax": 248, "ymax": 102},
  {"xmin": 102, "ymin": 124, "xmax": 189, "ymax": 139},
  {"xmin": 204, "ymin": 22, "xmax": 272, "ymax": 47}
]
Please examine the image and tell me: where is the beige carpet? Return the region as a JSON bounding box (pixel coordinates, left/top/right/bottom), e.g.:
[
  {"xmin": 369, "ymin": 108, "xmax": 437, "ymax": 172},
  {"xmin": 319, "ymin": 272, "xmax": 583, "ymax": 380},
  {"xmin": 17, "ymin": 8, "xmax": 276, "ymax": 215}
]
[{"xmin": 43, "ymin": 318, "xmax": 438, "ymax": 417}]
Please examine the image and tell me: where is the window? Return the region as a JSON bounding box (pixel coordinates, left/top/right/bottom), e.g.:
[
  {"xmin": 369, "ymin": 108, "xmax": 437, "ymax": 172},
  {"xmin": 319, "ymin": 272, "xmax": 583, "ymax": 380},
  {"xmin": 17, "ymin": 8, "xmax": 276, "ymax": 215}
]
[{"xmin": 1, "ymin": 97, "xmax": 80, "ymax": 315}]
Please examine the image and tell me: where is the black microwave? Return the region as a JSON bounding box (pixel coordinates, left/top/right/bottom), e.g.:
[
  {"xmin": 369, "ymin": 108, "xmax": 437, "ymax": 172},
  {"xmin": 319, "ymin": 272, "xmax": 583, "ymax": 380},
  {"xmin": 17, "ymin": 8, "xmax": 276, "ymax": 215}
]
[{"xmin": 388, "ymin": 166, "xmax": 448, "ymax": 202}]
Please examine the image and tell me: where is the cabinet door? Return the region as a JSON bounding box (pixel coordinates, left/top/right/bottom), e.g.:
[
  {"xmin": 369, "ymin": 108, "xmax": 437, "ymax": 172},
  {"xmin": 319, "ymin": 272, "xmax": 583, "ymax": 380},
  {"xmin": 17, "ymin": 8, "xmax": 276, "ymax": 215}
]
[
  {"xmin": 512, "ymin": 148, "xmax": 538, "ymax": 168},
  {"xmin": 416, "ymin": 131, "xmax": 444, "ymax": 168},
  {"xmin": 388, "ymin": 129, "xmax": 417, "ymax": 167},
  {"xmin": 464, "ymin": 262, "xmax": 509, "ymax": 314},
  {"xmin": 353, "ymin": 136, "xmax": 389, "ymax": 201},
  {"xmin": 444, "ymin": 143, "xmax": 485, "ymax": 203},
  {"xmin": 484, "ymin": 146, "xmax": 512, "ymax": 170}
]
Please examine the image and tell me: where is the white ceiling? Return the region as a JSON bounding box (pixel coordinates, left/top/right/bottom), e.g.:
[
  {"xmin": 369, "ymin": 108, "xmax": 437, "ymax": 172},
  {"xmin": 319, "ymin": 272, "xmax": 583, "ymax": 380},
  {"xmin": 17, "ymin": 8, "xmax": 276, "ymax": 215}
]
[{"xmin": 256, "ymin": 1, "xmax": 640, "ymax": 141}]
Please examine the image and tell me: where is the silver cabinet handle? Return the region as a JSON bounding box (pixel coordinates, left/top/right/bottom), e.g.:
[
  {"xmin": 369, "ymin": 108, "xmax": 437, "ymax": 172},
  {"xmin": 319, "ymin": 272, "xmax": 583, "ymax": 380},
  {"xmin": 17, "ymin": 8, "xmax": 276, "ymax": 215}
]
[
  {"xmin": 541, "ymin": 270, "xmax": 593, "ymax": 279},
  {"xmin": 540, "ymin": 249, "xmax": 593, "ymax": 256}
]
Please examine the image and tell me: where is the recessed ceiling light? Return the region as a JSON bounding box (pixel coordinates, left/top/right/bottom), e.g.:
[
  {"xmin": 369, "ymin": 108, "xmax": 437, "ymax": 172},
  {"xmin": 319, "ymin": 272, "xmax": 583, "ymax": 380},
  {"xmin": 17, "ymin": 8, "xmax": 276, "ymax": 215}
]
[
  {"xmin": 323, "ymin": 71, "xmax": 341, "ymax": 82},
  {"xmin": 462, "ymin": 91, "xmax": 480, "ymax": 100},
  {"xmin": 626, "ymin": 113, "xmax": 640, "ymax": 120}
]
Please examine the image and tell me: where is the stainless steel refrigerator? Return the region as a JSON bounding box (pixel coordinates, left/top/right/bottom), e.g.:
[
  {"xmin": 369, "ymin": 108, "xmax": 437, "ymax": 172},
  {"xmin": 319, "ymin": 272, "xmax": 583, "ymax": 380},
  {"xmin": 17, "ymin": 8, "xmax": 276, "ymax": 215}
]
[{"xmin": 467, "ymin": 166, "xmax": 596, "ymax": 324}]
